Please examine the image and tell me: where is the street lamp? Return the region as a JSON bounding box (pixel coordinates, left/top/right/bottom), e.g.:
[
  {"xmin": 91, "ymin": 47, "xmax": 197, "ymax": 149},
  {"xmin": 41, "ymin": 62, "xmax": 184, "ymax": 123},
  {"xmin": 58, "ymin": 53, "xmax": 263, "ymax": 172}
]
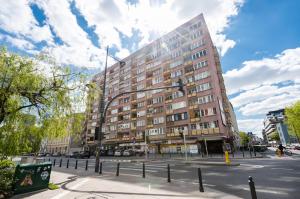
[{"xmin": 94, "ymin": 45, "xmax": 126, "ymax": 172}]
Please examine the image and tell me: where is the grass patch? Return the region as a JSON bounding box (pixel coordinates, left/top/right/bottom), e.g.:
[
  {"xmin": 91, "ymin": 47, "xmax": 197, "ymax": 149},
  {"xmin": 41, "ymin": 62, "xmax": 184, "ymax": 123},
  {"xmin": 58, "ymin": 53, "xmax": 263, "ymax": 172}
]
[{"xmin": 48, "ymin": 182, "xmax": 59, "ymax": 190}]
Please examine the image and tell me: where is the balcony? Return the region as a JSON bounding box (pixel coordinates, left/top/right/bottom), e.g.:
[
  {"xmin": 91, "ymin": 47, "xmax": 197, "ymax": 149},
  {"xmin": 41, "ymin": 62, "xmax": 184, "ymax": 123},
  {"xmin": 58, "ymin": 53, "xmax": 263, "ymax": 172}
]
[{"xmin": 148, "ymin": 134, "xmax": 166, "ymax": 140}]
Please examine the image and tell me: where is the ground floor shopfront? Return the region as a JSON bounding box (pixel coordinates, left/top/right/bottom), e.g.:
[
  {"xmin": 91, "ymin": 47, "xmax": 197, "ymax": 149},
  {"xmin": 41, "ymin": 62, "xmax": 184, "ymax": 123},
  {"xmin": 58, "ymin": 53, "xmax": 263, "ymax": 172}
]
[{"xmin": 99, "ymin": 135, "xmax": 233, "ymax": 155}]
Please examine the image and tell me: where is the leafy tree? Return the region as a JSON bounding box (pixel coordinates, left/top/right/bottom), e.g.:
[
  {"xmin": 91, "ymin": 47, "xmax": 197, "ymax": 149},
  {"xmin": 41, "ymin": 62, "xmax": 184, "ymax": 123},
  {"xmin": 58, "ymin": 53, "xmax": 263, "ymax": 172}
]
[
  {"xmin": 285, "ymin": 101, "xmax": 300, "ymax": 142},
  {"xmin": 270, "ymin": 131, "xmax": 280, "ymax": 142},
  {"xmin": 239, "ymin": 131, "xmax": 250, "ymax": 147},
  {"xmin": 0, "ymin": 47, "xmax": 87, "ymax": 157}
]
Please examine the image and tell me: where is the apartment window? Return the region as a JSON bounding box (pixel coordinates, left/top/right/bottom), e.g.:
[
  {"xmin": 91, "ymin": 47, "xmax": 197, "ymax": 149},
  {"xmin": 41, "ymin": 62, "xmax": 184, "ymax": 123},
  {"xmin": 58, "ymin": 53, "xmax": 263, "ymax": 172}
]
[
  {"xmin": 137, "ymin": 68, "xmax": 145, "ymax": 74},
  {"xmin": 170, "ymin": 60, "xmax": 183, "ymax": 68},
  {"xmin": 137, "ymin": 75, "xmax": 146, "ymax": 82},
  {"xmin": 137, "ymin": 120, "xmax": 145, "ymax": 127},
  {"xmin": 190, "ymin": 39, "xmax": 205, "ymax": 50},
  {"xmin": 153, "ymin": 116, "xmax": 164, "ymax": 124},
  {"xmin": 123, "ymin": 97, "xmax": 130, "ymax": 103},
  {"xmin": 192, "ymin": 49, "xmax": 207, "ymax": 60},
  {"xmin": 190, "ymin": 30, "xmax": 203, "ymax": 40},
  {"xmin": 153, "ymin": 96, "xmax": 164, "ymax": 104},
  {"xmin": 199, "ymin": 107, "xmax": 217, "ymax": 116},
  {"xmin": 111, "ymin": 109, "xmax": 118, "ymax": 114},
  {"xmin": 118, "ymin": 123, "xmax": 130, "ymax": 129},
  {"xmin": 137, "ymin": 83, "xmax": 146, "ymax": 90},
  {"xmin": 194, "ymin": 71, "xmax": 210, "ymax": 81},
  {"xmin": 137, "ymin": 101, "xmax": 145, "ymax": 108},
  {"xmin": 166, "ymin": 112, "xmax": 188, "ymax": 122},
  {"xmin": 92, "ymin": 114, "xmax": 97, "ymax": 120},
  {"xmin": 91, "ymin": 122, "xmax": 97, "ymax": 127},
  {"xmin": 123, "ymin": 114, "xmax": 130, "ymax": 120},
  {"xmin": 111, "ymin": 100, "xmax": 119, "ymax": 106},
  {"xmin": 196, "ymin": 82, "xmax": 211, "ymax": 92},
  {"xmin": 171, "ymin": 70, "xmax": 183, "ymax": 78},
  {"xmin": 189, "ymin": 22, "xmax": 202, "ymax": 30},
  {"xmin": 123, "ymin": 105, "xmax": 130, "ymax": 111},
  {"xmin": 186, "ymin": 76, "xmax": 194, "ymax": 83},
  {"xmin": 194, "ymin": 60, "xmax": 208, "ymax": 70},
  {"xmin": 152, "ymin": 76, "xmax": 163, "ymax": 85},
  {"xmin": 171, "ymin": 50, "xmax": 182, "ymax": 59},
  {"xmin": 188, "ymin": 86, "xmax": 197, "ymax": 94},
  {"xmin": 137, "ymin": 110, "xmax": 146, "ymax": 117},
  {"xmin": 198, "ymin": 95, "xmax": 214, "ymax": 104},
  {"xmin": 153, "ymin": 106, "xmax": 164, "ymax": 114},
  {"xmin": 167, "ymin": 101, "xmax": 186, "ymax": 110},
  {"xmin": 172, "ymin": 91, "xmax": 184, "ymax": 99},
  {"xmin": 110, "ymin": 125, "xmax": 117, "ymax": 131},
  {"xmin": 111, "ymin": 116, "xmax": 118, "ymax": 122},
  {"xmin": 147, "ymin": 127, "xmax": 164, "ymax": 136},
  {"xmin": 137, "ymin": 92, "xmax": 146, "ymax": 99},
  {"xmin": 153, "ymin": 68, "xmax": 163, "ymax": 76}
]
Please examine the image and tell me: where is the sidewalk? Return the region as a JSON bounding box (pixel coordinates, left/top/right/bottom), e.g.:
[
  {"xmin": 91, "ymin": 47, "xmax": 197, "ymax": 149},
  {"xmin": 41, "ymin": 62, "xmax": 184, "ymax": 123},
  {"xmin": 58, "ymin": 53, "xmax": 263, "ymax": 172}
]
[{"xmin": 12, "ymin": 170, "xmax": 242, "ymax": 199}]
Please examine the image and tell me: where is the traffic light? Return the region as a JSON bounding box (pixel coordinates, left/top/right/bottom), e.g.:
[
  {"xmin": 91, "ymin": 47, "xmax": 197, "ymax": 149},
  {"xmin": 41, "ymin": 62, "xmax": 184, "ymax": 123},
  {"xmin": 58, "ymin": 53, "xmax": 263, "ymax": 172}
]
[{"xmin": 177, "ymin": 78, "xmax": 185, "ymax": 95}]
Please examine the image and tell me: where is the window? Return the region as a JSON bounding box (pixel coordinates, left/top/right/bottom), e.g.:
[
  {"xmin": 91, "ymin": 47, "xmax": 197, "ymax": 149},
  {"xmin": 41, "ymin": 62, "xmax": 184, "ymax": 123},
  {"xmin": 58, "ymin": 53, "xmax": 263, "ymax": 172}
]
[
  {"xmin": 190, "ymin": 30, "xmax": 203, "ymax": 40},
  {"xmin": 137, "ymin": 120, "xmax": 145, "ymax": 127},
  {"xmin": 196, "ymin": 82, "xmax": 211, "ymax": 92},
  {"xmin": 111, "ymin": 101, "xmax": 119, "ymax": 106},
  {"xmin": 124, "ymin": 97, "xmax": 130, "ymax": 103},
  {"xmin": 153, "ymin": 106, "xmax": 164, "ymax": 114},
  {"xmin": 111, "ymin": 116, "xmax": 118, "ymax": 122},
  {"xmin": 171, "ymin": 70, "xmax": 183, "ymax": 78},
  {"xmin": 111, "ymin": 109, "xmax": 118, "ymax": 114},
  {"xmin": 189, "ymin": 22, "xmax": 202, "ymax": 30},
  {"xmin": 123, "ymin": 105, "xmax": 130, "ymax": 111},
  {"xmin": 137, "ymin": 83, "xmax": 145, "ymax": 90},
  {"xmin": 194, "ymin": 60, "xmax": 208, "ymax": 70},
  {"xmin": 166, "ymin": 112, "xmax": 188, "ymax": 122},
  {"xmin": 152, "ymin": 76, "xmax": 163, "ymax": 84},
  {"xmin": 192, "ymin": 49, "xmax": 207, "ymax": 60},
  {"xmin": 171, "ymin": 50, "xmax": 182, "ymax": 58},
  {"xmin": 167, "ymin": 101, "xmax": 186, "ymax": 110},
  {"xmin": 118, "ymin": 123, "xmax": 130, "ymax": 129},
  {"xmin": 137, "ymin": 110, "xmax": 146, "ymax": 117},
  {"xmin": 123, "ymin": 114, "xmax": 130, "ymax": 120},
  {"xmin": 137, "ymin": 92, "xmax": 146, "ymax": 99},
  {"xmin": 110, "ymin": 125, "xmax": 117, "ymax": 131},
  {"xmin": 147, "ymin": 127, "xmax": 164, "ymax": 135},
  {"xmin": 153, "ymin": 68, "xmax": 163, "ymax": 76},
  {"xmin": 137, "ymin": 101, "xmax": 145, "ymax": 108},
  {"xmin": 190, "ymin": 39, "xmax": 205, "ymax": 50},
  {"xmin": 172, "ymin": 91, "xmax": 184, "ymax": 99},
  {"xmin": 194, "ymin": 71, "xmax": 210, "ymax": 81},
  {"xmin": 137, "ymin": 75, "xmax": 146, "ymax": 82},
  {"xmin": 170, "ymin": 60, "xmax": 183, "ymax": 68},
  {"xmin": 153, "ymin": 116, "xmax": 164, "ymax": 124},
  {"xmin": 153, "ymin": 96, "xmax": 164, "ymax": 104},
  {"xmin": 198, "ymin": 95, "xmax": 214, "ymax": 104}
]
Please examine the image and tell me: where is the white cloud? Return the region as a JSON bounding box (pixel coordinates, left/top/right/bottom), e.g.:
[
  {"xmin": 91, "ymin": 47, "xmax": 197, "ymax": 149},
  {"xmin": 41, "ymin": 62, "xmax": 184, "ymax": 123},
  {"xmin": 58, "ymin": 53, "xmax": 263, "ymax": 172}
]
[
  {"xmin": 0, "ymin": 0, "xmax": 53, "ymax": 44},
  {"xmin": 0, "ymin": 34, "xmax": 35, "ymax": 50},
  {"xmin": 237, "ymin": 119, "xmax": 264, "ymax": 137},
  {"xmin": 224, "ymin": 47, "xmax": 300, "ymax": 95}
]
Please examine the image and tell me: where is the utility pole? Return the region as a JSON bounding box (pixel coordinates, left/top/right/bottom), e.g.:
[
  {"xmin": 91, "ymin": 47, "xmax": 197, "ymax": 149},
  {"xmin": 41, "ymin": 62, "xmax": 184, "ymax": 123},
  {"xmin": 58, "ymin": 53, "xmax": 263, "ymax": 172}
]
[{"xmin": 183, "ymin": 132, "xmax": 188, "ymax": 161}]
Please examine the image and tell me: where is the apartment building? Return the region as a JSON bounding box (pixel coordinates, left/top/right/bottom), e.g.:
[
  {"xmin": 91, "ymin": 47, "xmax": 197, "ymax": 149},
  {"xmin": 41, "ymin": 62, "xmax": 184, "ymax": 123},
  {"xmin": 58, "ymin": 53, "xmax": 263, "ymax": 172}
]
[{"xmin": 83, "ymin": 14, "xmax": 238, "ymax": 154}]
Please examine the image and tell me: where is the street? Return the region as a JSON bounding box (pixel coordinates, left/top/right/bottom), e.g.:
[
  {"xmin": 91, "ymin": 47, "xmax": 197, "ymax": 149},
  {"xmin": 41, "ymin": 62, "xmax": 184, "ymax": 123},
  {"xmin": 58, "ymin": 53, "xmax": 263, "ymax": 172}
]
[{"xmin": 44, "ymin": 155, "xmax": 300, "ymax": 199}]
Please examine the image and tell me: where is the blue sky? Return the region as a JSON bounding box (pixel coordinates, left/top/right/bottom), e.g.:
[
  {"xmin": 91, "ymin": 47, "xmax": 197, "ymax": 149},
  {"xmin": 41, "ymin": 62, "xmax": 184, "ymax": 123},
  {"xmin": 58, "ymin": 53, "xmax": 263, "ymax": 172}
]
[{"xmin": 1, "ymin": 0, "xmax": 300, "ymax": 136}]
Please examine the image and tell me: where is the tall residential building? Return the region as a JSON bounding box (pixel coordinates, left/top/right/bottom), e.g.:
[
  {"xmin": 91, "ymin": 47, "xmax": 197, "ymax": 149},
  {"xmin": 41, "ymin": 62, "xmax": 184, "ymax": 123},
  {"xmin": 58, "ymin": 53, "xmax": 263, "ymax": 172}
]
[
  {"xmin": 263, "ymin": 109, "xmax": 296, "ymax": 145},
  {"xmin": 83, "ymin": 14, "xmax": 238, "ymax": 154}
]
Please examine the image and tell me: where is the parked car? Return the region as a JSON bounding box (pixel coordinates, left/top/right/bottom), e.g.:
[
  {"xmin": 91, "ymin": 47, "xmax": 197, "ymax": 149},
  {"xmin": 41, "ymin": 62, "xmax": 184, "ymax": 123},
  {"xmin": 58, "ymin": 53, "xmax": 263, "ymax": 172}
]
[
  {"xmin": 114, "ymin": 150, "xmax": 123, "ymax": 156},
  {"xmin": 65, "ymin": 151, "xmax": 79, "ymax": 158},
  {"xmin": 107, "ymin": 149, "xmax": 115, "ymax": 156},
  {"xmin": 52, "ymin": 152, "xmax": 62, "ymax": 157},
  {"xmin": 253, "ymin": 145, "xmax": 268, "ymax": 152},
  {"xmin": 123, "ymin": 149, "xmax": 135, "ymax": 156},
  {"xmin": 293, "ymin": 145, "xmax": 300, "ymax": 150},
  {"xmin": 75, "ymin": 151, "xmax": 90, "ymax": 159}
]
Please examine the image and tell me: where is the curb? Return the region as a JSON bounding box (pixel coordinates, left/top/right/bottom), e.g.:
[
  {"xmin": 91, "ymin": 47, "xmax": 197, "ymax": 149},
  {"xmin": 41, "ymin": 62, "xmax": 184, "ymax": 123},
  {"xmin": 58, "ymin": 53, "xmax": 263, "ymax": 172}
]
[{"xmin": 182, "ymin": 162, "xmax": 240, "ymax": 166}]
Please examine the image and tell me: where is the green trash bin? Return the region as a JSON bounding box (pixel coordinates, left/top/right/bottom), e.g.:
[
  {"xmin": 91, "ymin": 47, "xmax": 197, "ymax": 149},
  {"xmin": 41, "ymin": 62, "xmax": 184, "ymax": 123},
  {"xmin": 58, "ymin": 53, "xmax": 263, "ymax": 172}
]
[{"xmin": 12, "ymin": 162, "xmax": 52, "ymax": 195}]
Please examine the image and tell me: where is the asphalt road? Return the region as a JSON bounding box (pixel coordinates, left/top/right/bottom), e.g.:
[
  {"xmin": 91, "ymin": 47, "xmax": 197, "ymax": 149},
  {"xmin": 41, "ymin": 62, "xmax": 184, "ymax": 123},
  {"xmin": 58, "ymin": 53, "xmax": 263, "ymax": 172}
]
[{"xmin": 48, "ymin": 156, "xmax": 300, "ymax": 199}]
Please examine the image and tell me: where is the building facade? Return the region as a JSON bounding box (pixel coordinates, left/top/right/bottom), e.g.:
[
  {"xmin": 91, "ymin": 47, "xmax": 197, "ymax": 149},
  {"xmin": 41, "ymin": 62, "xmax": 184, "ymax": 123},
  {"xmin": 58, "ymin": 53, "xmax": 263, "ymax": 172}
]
[
  {"xmin": 83, "ymin": 14, "xmax": 238, "ymax": 154},
  {"xmin": 263, "ymin": 109, "xmax": 294, "ymax": 145}
]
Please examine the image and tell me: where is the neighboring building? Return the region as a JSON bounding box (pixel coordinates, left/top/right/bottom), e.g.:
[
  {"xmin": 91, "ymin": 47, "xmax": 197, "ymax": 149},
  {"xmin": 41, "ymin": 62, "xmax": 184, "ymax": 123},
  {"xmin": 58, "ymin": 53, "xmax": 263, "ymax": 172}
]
[
  {"xmin": 83, "ymin": 14, "xmax": 238, "ymax": 154},
  {"xmin": 263, "ymin": 109, "xmax": 292, "ymax": 146}
]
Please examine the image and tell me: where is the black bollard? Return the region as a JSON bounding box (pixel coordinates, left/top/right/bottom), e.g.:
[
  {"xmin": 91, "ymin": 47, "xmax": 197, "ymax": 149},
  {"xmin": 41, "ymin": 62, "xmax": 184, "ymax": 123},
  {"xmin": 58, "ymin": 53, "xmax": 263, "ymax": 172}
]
[
  {"xmin": 198, "ymin": 168, "xmax": 204, "ymax": 192},
  {"xmin": 167, "ymin": 164, "xmax": 171, "ymax": 183},
  {"xmin": 249, "ymin": 149, "xmax": 252, "ymax": 158},
  {"xmin": 59, "ymin": 159, "xmax": 62, "ymax": 167},
  {"xmin": 75, "ymin": 159, "xmax": 78, "ymax": 169},
  {"xmin": 66, "ymin": 159, "xmax": 69, "ymax": 168},
  {"xmin": 242, "ymin": 148, "xmax": 245, "ymax": 158},
  {"xmin": 201, "ymin": 152, "xmax": 204, "ymax": 158},
  {"xmin": 232, "ymin": 152, "xmax": 235, "ymax": 158},
  {"xmin": 49, "ymin": 158, "xmax": 51, "ymax": 162},
  {"xmin": 248, "ymin": 176, "xmax": 257, "ymax": 199},
  {"xmin": 85, "ymin": 160, "xmax": 88, "ymax": 171},
  {"xmin": 53, "ymin": 159, "xmax": 56, "ymax": 167},
  {"xmin": 254, "ymin": 148, "xmax": 257, "ymax": 157},
  {"xmin": 116, "ymin": 162, "xmax": 120, "ymax": 176},
  {"xmin": 95, "ymin": 158, "xmax": 99, "ymax": 173},
  {"xmin": 143, "ymin": 162, "xmax": 145, "ymax": 178},
  {"xmin": 99, "ymin": 162, "xmax": 102, "ymax": 175}
]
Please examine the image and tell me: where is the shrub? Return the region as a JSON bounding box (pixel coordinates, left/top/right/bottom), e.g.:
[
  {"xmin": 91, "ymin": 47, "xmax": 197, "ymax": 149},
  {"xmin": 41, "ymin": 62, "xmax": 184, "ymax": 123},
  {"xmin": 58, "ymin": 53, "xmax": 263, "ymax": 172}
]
[{"xmin": 0, "ymin": 158, "xmax": 15, "ymax": 198}]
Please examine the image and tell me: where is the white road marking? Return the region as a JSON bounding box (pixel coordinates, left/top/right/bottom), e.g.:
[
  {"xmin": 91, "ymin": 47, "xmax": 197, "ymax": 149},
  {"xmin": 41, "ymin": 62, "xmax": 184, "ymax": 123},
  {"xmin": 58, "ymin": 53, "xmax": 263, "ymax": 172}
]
[
  {"xmin": 50, "ymin": 178, "xmax": 89, "ymax": 199},
  {"xmin": 120, "ymin": 167, "xmax": 158, "ymax": 173},
  {"xmin": 271, "ymin": 168, "xmax": 294, "ymax": 171},
  {"xmin": 240, "ymin": 164, "xmax": 265, "ymax": 168}
]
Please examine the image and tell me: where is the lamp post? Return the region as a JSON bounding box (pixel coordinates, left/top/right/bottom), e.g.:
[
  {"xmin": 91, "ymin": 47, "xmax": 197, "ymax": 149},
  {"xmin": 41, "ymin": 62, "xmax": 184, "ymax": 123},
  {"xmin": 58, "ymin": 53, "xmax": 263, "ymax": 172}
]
[{"xmin": 95, "ymin": 45, "xmax": 126, "ymax": 172}]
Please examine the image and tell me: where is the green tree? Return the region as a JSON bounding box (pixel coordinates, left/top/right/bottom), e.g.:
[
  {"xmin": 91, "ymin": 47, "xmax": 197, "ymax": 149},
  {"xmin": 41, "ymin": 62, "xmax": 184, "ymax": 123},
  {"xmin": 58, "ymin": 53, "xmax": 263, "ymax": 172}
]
[
  {"xmin": 0, "ymin": 47, "xmax": 87, "ymax": 157},
  {"xmin": 285, "ymin": 101, "xmax": 300, "ymax": 142},
  {"xmin": 239, "ymin": 131, "xmax": 250, "ymax": 147},
  {"xmin": 270, "ymin": 131, "xmax": 280, "ymax": 142}
]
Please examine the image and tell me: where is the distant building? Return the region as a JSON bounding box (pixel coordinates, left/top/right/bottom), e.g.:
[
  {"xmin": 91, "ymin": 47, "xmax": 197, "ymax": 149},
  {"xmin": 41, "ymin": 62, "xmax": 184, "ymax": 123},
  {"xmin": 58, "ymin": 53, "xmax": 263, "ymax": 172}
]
[{"xmin": 263, "ymin": 109, "xmax": 293, "ymax": 145}]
